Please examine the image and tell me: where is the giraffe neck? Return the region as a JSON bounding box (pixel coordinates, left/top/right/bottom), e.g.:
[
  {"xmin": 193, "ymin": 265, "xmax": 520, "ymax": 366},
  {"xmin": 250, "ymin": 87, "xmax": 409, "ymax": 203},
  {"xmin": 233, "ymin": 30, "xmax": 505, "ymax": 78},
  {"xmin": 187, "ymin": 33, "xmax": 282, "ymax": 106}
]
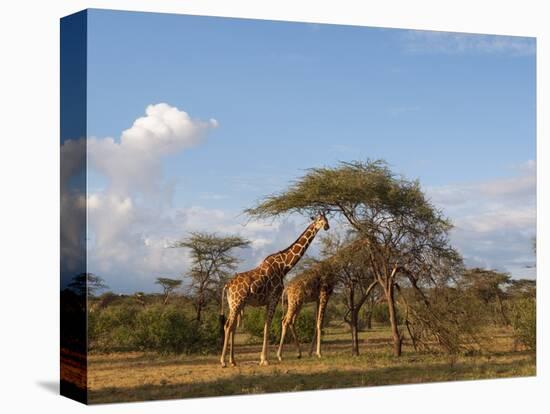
[{"xmin": 282, "ymin": 221, "xmax": 321, "ymax": 270}]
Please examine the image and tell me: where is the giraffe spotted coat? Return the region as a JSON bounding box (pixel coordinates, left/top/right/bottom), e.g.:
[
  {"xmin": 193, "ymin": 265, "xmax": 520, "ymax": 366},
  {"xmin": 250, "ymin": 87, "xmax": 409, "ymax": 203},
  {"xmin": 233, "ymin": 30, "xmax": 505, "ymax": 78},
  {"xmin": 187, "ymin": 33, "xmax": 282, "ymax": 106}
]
[
  {"xmin": 277, "ymin": 264, "xmax": 337, "ymax": 360},
  {"xmin": 220, "ymin": 213, "xmax": 330, "ymax": 367}
]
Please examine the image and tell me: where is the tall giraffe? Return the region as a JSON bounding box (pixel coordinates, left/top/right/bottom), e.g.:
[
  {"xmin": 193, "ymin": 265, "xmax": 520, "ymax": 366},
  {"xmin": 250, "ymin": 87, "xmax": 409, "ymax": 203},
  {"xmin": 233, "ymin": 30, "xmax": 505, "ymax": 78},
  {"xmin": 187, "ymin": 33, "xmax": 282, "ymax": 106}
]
[
  {"xmin": 220, "ymin": 213, "xmax": 330, "ymax": 367},
  {"xmin": 277, "ymin": 263, "xmax": 337, "ymax": 361}
]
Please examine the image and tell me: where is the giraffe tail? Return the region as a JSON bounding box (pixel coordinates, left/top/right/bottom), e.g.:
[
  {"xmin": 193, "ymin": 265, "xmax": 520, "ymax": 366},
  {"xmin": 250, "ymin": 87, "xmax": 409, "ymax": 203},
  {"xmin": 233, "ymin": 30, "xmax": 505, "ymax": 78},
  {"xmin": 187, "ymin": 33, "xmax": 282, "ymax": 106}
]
[
  {"xmin": 218, "ymin": 285, "xmax": 227, "ymax": 344},
  {"xmin": 281, "ymin": 288, "xmax": 287, "ymax": 314},
  {"xmin": 219, "ymin": 284, "xmax": 227, "ymax": 333}
]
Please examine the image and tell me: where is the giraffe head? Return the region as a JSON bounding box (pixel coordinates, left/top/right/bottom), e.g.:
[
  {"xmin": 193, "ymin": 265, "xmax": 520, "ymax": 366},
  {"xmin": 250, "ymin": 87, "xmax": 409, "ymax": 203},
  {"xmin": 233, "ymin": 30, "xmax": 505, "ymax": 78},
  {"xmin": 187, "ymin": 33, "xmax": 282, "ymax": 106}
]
[{"xmin": 312, "ymin": 212, "xmax": 330, "ymax": 231}]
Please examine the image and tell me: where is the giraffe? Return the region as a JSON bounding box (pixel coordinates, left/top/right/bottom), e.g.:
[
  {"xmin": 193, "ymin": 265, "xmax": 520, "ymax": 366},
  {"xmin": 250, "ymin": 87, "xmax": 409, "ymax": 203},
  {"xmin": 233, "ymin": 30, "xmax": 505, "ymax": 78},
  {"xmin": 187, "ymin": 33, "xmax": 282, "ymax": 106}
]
[
  {"xmin": 276, "ymin": 262, "xmax": 337, "ymax": 361},
  {"xmin": 220, "ymin": 213, "xmax": 330, "ymax": 367}
]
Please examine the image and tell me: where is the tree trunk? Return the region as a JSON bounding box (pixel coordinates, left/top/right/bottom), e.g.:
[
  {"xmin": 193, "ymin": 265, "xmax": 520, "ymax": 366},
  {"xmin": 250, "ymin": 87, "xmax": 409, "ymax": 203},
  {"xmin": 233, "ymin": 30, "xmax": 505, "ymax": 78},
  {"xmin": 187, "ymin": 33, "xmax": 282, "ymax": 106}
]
[
  {"xmin": 350, "ymin": 309, "xmax": 360, "ymax": 356},
  {"xmin": 196, "ymin": 304, "xmax": 202, "ymax": 322},
  {"xmin": 365, "ymin": 308, "xmax": 373, "ymax": 330},
  {"xmin": 347, "ymin": 287, "xmax": 360, "ymax": 356},
  {"xmin": 386, "ymin": 284, "xmax": 402, "ymax": 357}
]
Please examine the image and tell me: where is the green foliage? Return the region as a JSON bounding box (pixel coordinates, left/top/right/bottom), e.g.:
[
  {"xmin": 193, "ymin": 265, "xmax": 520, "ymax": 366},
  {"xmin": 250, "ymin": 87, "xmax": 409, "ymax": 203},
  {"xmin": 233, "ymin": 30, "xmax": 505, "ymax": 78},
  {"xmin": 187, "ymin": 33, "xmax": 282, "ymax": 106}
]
[
  {"xmin": 372, "ymin": 303, "xmax": 391, "ymax": 325},
  {"xmin": 88, "ymin": 303, "xmax": 140, "ymax": 351},
  {"xmin": 88, "ymin": 303, "xmax": 219, "ymax": 354},
  {"xmin": 171, "ymin": 232, "xmax": 251, "ymax": 320},
  {"xmin": 243, "ymin": 307, "xmax": 316, "ymax": 345},
  {"xmin": 370, "ymin": 302, "xmax": 404, "ymax": 326},
  {"xmin": 155, "ymin": 277, "xmax": 182, "ymax": 290},
  {"xmin": 246, "ymin": 160, "xmax": 430, "ymax": 219},
  {"xmin": 510, "ymin": 298, "xmax": 536, "ymax": 351},
  {"xmin": 462, "ymin": 268, "xmax": 511, "ymax": 303},
  {"xmin": 402, "ymin": 286, "xmax": 486, "ymax": 354}
]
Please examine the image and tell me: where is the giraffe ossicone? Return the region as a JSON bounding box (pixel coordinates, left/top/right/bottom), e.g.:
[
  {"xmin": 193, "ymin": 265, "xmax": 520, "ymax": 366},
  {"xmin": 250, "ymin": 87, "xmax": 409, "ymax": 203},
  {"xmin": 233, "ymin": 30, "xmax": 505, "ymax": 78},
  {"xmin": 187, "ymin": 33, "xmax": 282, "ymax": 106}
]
[{"xmin": 219, "ymin": 213, "xmax": 330, "ymax": 367}]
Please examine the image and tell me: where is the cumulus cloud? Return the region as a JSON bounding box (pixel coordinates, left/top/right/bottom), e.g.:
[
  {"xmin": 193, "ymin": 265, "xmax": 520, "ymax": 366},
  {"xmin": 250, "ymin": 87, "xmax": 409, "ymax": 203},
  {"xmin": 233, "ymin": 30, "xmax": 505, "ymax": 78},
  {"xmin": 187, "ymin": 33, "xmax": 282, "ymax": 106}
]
[
  {"xmin": 75, "ymin": 104, "xmax": 218, "ymax": 291},
  {"xmin": 402, "ymin": 30, "xmax": 536, "ymax": 56},
  {"xmin": 427, "ymin": 161, "xmax": 536, "ymax": 278},
  {"xmin": 72, "ymin": 103, "xmax": 318, "ymax": 293},
  {"xmin": 88, "ymin": 103, "xmax": 217, "ymax": 197}
]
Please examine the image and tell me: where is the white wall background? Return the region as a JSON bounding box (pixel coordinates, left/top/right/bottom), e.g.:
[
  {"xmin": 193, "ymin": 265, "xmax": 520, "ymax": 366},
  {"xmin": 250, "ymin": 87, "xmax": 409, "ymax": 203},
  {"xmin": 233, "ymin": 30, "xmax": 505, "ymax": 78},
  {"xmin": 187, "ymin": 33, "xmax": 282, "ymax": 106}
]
[{"xmin": 0, "ymin": 0, "xmax": 547, "ymax": 412}]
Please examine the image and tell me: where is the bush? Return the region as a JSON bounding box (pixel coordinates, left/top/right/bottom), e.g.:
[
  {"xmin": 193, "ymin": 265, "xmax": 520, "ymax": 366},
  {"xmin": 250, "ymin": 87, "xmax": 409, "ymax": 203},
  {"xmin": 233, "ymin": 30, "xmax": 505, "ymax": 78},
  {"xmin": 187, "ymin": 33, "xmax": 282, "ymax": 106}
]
[
  {"xmin": 243, "ymin": 307, "xmax": 316, "ymax": 345},
  {"xmin": 403, "ymin": 287, "xmax": 487, "ymax": 354},
  {"xmin": 88, "ymin": 304, "xmax": 140, "ymax": 351},
  {"xmin": 371, "ymin": 303, "xmax": 389, "ymax": 324},
  {"xmin": 511, "ymin": 298, "xmax": 536, "ymax": 351},
  {"xmin": 88, "ymin": 304, "xmax": 220, "ymax": 354}
]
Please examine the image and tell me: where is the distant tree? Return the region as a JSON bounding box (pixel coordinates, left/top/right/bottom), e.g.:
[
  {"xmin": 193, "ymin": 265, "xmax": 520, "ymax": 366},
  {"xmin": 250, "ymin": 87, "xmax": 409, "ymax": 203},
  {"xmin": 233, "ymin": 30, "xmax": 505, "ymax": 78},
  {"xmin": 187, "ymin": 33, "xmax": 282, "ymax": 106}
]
[
  {"xmin": 68, "ymin": 272, "xmax": 108, "ymax": 297},
  {"xmin": 172, "ymin": 232, "xmax": 250, "ymax": 322},
  {"xmin": 320, "ymin": 233, "xmax": 377, "ymax": 356},
  {"xmin": 246, "ymin": 160, "xmax": 458, "ymax": 356},
  {"xmin": 155, "ymin": 277, "xmax": 183, "ymax": 305},
  {"xmin": 507, "ymin": 279, "xmax": 536, "ymax": 299},
  {"xmin": 462, "ymin": 268, "xmax": 511, "ymax": 325},
  {"xmin": 134, "ymin": 291, "xmax": 147, "ymax": 307},
  {"xmin": 89, "ymin": 291, "xmax": 119, "ymax": 313}
]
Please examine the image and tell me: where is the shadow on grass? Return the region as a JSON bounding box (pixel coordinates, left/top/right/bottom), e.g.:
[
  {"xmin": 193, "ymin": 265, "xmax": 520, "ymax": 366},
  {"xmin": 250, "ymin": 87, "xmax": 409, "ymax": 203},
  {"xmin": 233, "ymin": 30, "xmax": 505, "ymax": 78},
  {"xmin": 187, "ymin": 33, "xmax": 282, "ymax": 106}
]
[{"xmin": 88, "ymin": 356, "xmax": 535, "ymax": 404}]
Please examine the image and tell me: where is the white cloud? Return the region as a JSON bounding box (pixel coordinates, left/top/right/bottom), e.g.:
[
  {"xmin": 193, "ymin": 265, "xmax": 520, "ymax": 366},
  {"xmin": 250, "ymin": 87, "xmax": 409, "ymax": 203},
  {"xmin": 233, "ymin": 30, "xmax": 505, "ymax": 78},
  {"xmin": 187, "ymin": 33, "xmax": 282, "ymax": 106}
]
[
  {"xmin": 427, "ymin": 161, "xmax": 536, "ymax": 278},
  {"xmin": 88, "ymin": 103, "xmax": 217, "ymax": 197},
  {"xmin": 79, "ymin": 104, "xmax": 218, "ymax": 291},
  {"xmin": 70, "ymin": 103, "xmax": 321, "ymax": 292},
  {"xmin": 402, "ymin": 30, "xmax": 536, "ymax": 56}
]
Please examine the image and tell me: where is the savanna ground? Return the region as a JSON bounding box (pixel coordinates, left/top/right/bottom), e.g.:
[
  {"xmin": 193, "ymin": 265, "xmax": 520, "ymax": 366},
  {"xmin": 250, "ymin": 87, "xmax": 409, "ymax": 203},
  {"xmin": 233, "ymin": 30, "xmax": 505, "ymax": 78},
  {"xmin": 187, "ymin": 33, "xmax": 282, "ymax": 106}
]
[{"xmin": 87, "ymin": 322, "xmax": 535, "ymax": 404}]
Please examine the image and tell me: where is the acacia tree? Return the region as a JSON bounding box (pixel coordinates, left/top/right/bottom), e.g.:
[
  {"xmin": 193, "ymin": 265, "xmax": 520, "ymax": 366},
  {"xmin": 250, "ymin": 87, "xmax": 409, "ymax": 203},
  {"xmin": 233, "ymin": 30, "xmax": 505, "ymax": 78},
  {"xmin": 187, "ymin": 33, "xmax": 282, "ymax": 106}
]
[
  {"xmin": 68, "ymin": 272, "xmax": 108, "ymax": 297},
  {"xmin": 172, "ymin": 232, "xmax": 250, "ymax": 322},
  {"xmin": 247, "ymin": 160, "xmax": 458, "ymax": 356},
  {"xmin": 320, "ymin": 233, "xmax": 376, "ymax": 355},
  {"xmin": 462, "ymin": 268, "xmax": 511, "ymax": 325},
  {"xmin": 155, "ymin": 277, "xmax": 183, "ymax": 305}
]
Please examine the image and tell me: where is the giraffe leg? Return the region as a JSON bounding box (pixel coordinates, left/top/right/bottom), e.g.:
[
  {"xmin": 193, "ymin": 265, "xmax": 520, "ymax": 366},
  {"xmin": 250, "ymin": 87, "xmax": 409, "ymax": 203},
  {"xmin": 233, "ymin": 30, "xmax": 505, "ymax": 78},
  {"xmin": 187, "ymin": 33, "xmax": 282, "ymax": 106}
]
[
  {"xmin": 259, "ymin": 299, "xmax": 277, "ymax": 366},
  {"xmin": 277, "ymin": 315, "xmax": 289, "ymax": 361},
  {"xmin": 316, "ymin": 294, "xmax": 328, "ymax": 358},
  {"xmin": 309, "ymin": 300, "xmax": 319, "ymax": 357},
  {"xmin": 220, "ymin": 309, "xmax": 238, "ymax": 368},
  {"xmin": 229, "ymin": 329, "xmax": 237, "ymax": 366},
  {"xmin": 289, "ymin": 316, "xmax": 302, "ymax": 359},
  {"xmin": 278, "ymin": 301, "xmax": 299, "ymax": 361},
  {"xmin": 309, "ymin": 326, "xmax": 317, "ymax": 357}
]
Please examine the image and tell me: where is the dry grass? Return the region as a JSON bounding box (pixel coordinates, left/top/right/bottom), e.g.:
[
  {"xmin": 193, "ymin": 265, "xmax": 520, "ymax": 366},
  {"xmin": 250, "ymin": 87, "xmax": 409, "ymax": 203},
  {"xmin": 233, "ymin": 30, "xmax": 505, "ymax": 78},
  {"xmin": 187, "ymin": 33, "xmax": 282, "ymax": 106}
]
[{"xmin": 87, "ymin": 324, "xmax": 535, "ymax": 404}]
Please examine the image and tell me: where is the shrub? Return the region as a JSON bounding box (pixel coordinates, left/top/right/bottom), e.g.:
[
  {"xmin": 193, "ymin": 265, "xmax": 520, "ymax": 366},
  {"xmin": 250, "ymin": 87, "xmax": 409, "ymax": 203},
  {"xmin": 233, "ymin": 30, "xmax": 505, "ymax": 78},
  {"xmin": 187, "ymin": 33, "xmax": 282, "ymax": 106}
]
[
  {"xmin": 510, "ymin": 298, "xmax": 536, "ymax": 351},
  {"xmin": 88, "ymin": 303, "xmax": 140, "ymax": 351},
  {"xmin": 88, "ymin": 303, "xmax": 220, "ymax": 354},
  {"xmin": 371, "ymin": 303, "xmax": 389, "ymax": 325}
]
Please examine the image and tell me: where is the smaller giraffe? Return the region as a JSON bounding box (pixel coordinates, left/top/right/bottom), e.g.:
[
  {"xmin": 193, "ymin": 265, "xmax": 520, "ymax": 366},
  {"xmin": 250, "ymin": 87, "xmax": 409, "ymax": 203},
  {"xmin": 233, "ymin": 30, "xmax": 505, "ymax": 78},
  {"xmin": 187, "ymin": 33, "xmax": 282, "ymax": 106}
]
[{"xmin": 277, "ymin": 262, "xmax": 337, "ymax": 361}]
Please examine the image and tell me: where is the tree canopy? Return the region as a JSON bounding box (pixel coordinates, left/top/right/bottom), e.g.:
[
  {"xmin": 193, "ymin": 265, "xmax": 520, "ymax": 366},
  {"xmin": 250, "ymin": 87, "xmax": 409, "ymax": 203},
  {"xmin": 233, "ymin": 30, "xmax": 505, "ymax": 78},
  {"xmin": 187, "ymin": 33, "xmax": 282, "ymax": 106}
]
[
  {"xmin": 172, "ymin": 232, "xmax": 250, "ymax": 321},
  {"xmin": 155, "ymin": 277, "xmax": 183, "ymax": 304},
  {"xmin": 68, "ymin": 272, "xmax": 108, "ymax": 297}
]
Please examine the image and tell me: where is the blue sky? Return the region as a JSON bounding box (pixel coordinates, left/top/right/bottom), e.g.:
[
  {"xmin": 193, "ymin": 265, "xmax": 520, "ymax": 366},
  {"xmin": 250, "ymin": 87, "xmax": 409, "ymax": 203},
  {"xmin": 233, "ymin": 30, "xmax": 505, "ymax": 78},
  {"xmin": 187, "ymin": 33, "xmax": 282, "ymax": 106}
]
[{"xmin": 78, "ymin": 9, "xmax": 536, "ymax": 292}]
